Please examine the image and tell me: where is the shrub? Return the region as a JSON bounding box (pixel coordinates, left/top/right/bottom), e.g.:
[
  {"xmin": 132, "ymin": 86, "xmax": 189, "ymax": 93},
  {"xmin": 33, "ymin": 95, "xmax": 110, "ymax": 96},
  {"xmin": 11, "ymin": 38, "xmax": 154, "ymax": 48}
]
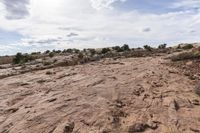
[
  {"xmin": 13, "ymin": 53, "xmax": 23, "ymax": 64},
  {"xmin": 101, "ymin": 48, "xmax": 111, "ymax": 54},
  {"xmin": 12, "ymin": 53, "xmax": 34, "ymax": 64},
  {"xmin": 66, "ymin": 49, "xmax": 73, "ymax": 53},
  {"xmin": 54, "ymin": 50, "xmax": 61, "ymax": 53},
  {"xmin": 49, "ymin": 52, "xmax": 54, "ymax": 58},
  {"xmin": 158, "ymin": 44, "xmax": 167, "ymax": 49},
  {"xmin": 23, "ymin": 54, "xmax": 34, "ymax": 62},
  {"xmin": 73, "ymin": 49, "xmax": 80, "ymax": 54},
  {"xmin": 143, "ymin": 45, "xmax": 152, "ymax": 51},
  {"xmin": 171, "ymin": 51, "xmax": 200, "ymax": 61},
  {"xmin": 89, "ymin": 49, "xmax": 96, "ymax": 56},
  {"xmin": 45, "ymin": 50, "xmax": 50, "ymax": 54},
  {"xmin": 112, "ymin": 46, "xmax": 123, "ymax": 52},
  {"xmin": 78, "ymin": 52, "xmax": 84, "ymax": 59},
  {"xmin": 182, "ymin": 44, "xmax": 193, "ymax": 50},
  {"xmin": 121, "ymin": 44, "xmax": 130, "ymax": 51}
]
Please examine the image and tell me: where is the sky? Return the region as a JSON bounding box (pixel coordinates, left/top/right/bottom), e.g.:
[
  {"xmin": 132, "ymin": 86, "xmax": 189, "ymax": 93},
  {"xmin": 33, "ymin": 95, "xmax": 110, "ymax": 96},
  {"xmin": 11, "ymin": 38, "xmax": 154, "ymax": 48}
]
[{"xmin": 0, "ymin": 0, "xmax": 200, "ymax": 55}]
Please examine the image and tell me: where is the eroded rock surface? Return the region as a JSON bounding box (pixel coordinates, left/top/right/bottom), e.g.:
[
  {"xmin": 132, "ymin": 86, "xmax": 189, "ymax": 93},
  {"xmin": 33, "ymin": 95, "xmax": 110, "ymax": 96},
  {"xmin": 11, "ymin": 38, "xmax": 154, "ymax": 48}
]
[{"xmin": 0, "ymin": 57, "xmax": 199, "ymax": 133}]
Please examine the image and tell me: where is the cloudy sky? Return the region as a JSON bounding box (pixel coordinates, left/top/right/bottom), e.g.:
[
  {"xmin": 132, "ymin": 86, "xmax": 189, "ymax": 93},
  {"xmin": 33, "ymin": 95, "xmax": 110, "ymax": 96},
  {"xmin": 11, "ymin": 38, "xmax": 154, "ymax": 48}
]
[{"xmin": 0, "ymin": 0, "xmax": 200, "ymax": 55}]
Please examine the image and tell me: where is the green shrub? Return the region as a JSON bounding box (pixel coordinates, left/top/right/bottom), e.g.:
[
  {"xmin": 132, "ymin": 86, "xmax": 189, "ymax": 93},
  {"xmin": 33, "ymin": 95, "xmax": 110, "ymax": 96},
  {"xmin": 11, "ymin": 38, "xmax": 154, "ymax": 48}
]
[
  {"xmin": 121, "ymin": 44, "xmax": 130, "ymax": 51},
  {"xmin": 112, "ymin": 46, "xmax": 123, "ymax": 52},
  {"xmin": 13, "ymin": 53, "xmax": 23, "ymax": 64},
  {"xmin": 101, "ymin": 48, "xmax": 111, "ymax": 54},
  {"xmin": 143, "ymin": 45, "xmax": 152, "ymax": 51},
  {"xmin": 158, "ymin": 44, "xmax": 167, "ymax": 49},
  {"xmin": 171, "ymin": 51, "xmax": 200, "ymax": 61},
  {"xmin": 49, "ymin": 52, "xmax": 55, "ymax": 58},
  {"xmin": 45, "ymin": 50, "xmax": 50, "ymax": 54},
  {"xmin": 12, "ymin": 53, "xmax": 35, "ymax": 64},
  {"xmin": 89, "ymin": 49, "xmax": 96, "ymax": 56},
  {"xmin": 66, "ymin": 49, "xmax": 73, "ymax": 53},
  {"xmin": 182, "ymin": 44, "xmax": 193, "ymax": 50},
  {"xmin": 78, "ymin": 52, "xmax": 84, "ymax": 59}
]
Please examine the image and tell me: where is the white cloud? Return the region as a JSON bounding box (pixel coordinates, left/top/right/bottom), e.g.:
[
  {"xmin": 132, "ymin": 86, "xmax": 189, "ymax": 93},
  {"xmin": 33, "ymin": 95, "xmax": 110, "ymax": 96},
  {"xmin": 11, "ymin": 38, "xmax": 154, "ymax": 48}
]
[
  {"xmin": 170, "ymin": 0, "xmax": 200, "ymax": 10},
  {"xmin": 0, "ymin": 0, "xmax": 200, "ymax": 55},
  {"xmin": 90, "ymin": 0, "xmax": 126, "ymax": 10}
]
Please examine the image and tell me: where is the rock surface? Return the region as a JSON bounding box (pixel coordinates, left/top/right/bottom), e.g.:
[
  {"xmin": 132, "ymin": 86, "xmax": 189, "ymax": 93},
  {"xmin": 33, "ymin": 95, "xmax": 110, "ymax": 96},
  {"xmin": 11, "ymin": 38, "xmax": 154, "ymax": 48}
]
[{"xmin": 0, "ymin": 56, "xmax": 200, "ymax": 133}]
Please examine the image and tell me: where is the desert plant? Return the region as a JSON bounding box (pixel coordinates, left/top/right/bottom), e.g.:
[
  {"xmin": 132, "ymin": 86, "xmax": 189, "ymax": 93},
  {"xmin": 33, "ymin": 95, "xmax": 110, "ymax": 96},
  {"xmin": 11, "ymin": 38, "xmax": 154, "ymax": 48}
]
[
  {"xmin": 101, "ymin": 48, "xmax": 111, "ymax": 54},
  {"xmin": 45, "ymin": 50, "xmax": 50, "ymax": 54},
  {"xmin": 78, "ymin": 52, "xmax": 84, "ymax": 59},
  {"xmin": 121, "ymin": 44, "xmax": 130, "ymax": 51},
  {"xmin": 13, "ymin": 53, "xmax": 24, "ymax": 64},
  {"xmin": 23, "ymin": 54, "xmax": 34, "ymax": 62},
  {"xmin": 171, "ymin": 51, "xmax": 200, "ymax": 61},
  {"xmin": 112, "ymin": 46, "xmax": 123, "ymax": 52},
  {"xmin": 143, "ymin": 45, "xmax": 152, "ymax": 51},
  {"xmin": 89, "ymin": 49, "xmax": 96, "ymax": 56},
  {"xmin": 182, "ymin": 44, "xmax": 193, "ymax": 50},
  {"xmin": 73, "ymin": 49, "xmax": 80, "ymax": 54},
  {"xmin": 158, "ymin": 44, "xmax": 167, "ymax": 49},
  {"xmin": 12, "ymin": 53, "xmax": 34, "ymax": 64},
  {"xmin": 49, "ymin": 52, "xmax": 55, "ymax": 58},
  {"xmin": 66, "ymin": 49, "xmax": 73, "ymax": 53}
]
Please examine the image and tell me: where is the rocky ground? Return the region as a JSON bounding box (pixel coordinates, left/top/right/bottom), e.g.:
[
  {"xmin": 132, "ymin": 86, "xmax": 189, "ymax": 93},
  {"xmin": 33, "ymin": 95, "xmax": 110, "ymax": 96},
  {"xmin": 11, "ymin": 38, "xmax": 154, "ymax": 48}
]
[{"xmin": 0, "ymin": 55, "xmax": 200, "ymax": 133}]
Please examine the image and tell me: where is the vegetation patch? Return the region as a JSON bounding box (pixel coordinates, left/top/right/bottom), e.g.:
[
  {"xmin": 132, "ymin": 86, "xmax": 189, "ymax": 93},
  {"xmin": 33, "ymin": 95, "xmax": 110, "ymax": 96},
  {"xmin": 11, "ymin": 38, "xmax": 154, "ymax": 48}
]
[{"xmin": 170, "ymin": 51, "xmax": 200, "ymax": 61}]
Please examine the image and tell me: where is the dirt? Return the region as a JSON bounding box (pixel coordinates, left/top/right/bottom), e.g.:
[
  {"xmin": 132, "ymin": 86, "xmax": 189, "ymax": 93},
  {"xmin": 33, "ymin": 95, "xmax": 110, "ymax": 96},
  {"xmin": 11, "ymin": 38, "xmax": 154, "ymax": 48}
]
[{"xmin": 0, "ymin": 56, "xmax": 200, "ymax": 133}]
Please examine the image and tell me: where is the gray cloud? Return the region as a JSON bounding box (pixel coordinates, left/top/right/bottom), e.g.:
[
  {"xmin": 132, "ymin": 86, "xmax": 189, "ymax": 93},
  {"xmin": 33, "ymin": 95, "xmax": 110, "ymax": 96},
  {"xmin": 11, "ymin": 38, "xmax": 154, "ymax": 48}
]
[
  {"xmin": 28, "ymin": 39, "xmax": 59, "ymax": 44},
  {"xmin": 59, "ymin": 27, "xmax": 83, "ymax": 31},
  {"xmin": 142, "ymin": 27, "xmax": 151, "ymax": 32},
  {"xmin": 67, "ymin": 32, "xmax": 79, "ymax": 37},
  {"xmin": 3, "ymin": 0, "xmax": 30, "ymax": 20}
]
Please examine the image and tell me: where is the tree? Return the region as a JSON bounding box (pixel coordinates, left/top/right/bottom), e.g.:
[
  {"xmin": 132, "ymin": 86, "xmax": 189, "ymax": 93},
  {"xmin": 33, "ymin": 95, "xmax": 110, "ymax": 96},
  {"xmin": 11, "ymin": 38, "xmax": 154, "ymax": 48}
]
[
  {"xmin": 89, "ymin": 49, "xmax": 96, "ymax": 56},
  {"xmin": 13, "ymin": 53, "xmax": 23, "ymax": 64},
  {"xmin": 45, "ymin": 50, "xmax": 50, "ymax": 54},
  {"xmin": 143, "ymin": 45, "xmax": 152, "ymax": 51},
  {"xmin": 49, "ymin": 52, "xmax": 55, "ymax": 58},
  {"xmin": 158, "ymin": 44, "xmax": 167, "ymax": 49},
  {"xmin": 121, "ymin": 44, "xmax": 130, "ymax": 51},
  {"xmin": 101, "ymin": 48, "xmax": 110, "ymax": 54},
  {"xmin": 112, "ymin": 46, "xmax": 123, "ymax": 52}
]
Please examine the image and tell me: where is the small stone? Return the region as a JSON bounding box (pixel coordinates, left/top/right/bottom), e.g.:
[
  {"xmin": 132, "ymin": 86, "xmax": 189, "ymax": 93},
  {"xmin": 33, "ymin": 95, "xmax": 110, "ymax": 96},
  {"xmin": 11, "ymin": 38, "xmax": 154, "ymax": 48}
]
[
  {"xmin": 64, "ymin": 122, "xmax": 75, "ymax": 133},
  {"xmin": 147, "ymin": 121, "xmax": 158, "ymax": 130},
  {"xmin": 5, "ymin": 108, "xmax": 19, "ymax": 113},
  {"xmin": 128, "ymin": 123, "xmax": 148, "ymax": 133},
  {"xmin": 47, "ymin": 98, "xmax": 57, "ymax": 102}
]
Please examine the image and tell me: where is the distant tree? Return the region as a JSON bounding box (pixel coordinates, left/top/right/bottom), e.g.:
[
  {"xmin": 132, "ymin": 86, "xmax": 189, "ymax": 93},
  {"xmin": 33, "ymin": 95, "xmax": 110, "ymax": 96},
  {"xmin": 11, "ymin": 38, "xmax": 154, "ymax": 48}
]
[
  {"xmin": 12, "ymin": 53, "xmax": 34, "ymax": 64},
  {"xmin": 66, "ymin": 49, "xmax": 73, "ymax": 53},
  {"xmin": 158, "ymin": 44, "xmax": 167, "ymax": 49},
  {"xmin": 89, "ymin": 49, "xmax": 96, "ymax": 56},
  {"xmin": 101, "ymin": 48, "xmax": 111, "ymax": 54},
  {"xmin": 73, "ymin": 49, "xmax": 80, "ymax": 54},
  {"xmin": 49, "ymin": 52, "xmax": 54, "ymax": 58},
  {"xmin": 78, "ymin": 52, "xmax": 84, "ymax": 59},
  {"xmin": 182, "ymin": 44, "xmax": 193, "ymax": 50},
  {"xmin": 13, "ymin": 53, "xmax": 23, "ymax": 64},
  {"xmin": 121, "ymin": 44, "xmax": 130, "ymax": 51},
  {"xmin": 112, "ymin": 46, "xmax": 123, "ymax": 52},
  {"xmin": 55, "ymin": 50, "xmax": 61, "ymax": 53},
  {"xmin": 45, "ymin": 50, "xmax": 50, "ymax": 54},
  {"xmin": 143, "ymin": 45, "xmax": 152, "ymax": 51}
]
